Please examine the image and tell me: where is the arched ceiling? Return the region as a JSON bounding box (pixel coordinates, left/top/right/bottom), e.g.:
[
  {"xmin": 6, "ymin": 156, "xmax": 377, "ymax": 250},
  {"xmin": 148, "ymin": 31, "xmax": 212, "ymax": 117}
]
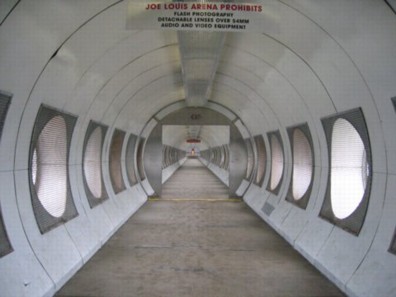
[{"xmin": 0, "ymin": 0, "xmax": 395, "ymax": 168}]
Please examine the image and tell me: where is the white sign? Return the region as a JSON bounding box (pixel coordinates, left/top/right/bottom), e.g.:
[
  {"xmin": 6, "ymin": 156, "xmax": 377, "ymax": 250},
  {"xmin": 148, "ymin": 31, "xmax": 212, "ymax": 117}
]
[{"xmin": 127, "ymin": 1, "xmax": 279, "ymax": 33}]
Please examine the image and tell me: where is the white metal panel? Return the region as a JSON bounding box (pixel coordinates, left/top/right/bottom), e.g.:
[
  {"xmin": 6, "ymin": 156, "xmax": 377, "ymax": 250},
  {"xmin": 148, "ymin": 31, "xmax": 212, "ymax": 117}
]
[
  {"xmin": 64, "ymin": 31, "xmax": 179, "ymax": 118},
  {"xmin": 96, "ymin": 46, "xmax": 181, "ymax": 125},
  {"xmin": 382, "ymin": 119, "xmax": 396, "ymax": 175},
  {"xmin": 66, "ymin": 163, "xmax": 102, "ymax": 262},
  {"xmin": 13, "ymin": 169, "xmax": 83, "ymax": 291},
  {"xmin": 293, "ymin": 166, "xmax": 334, "ymax": 263},
  {"xmin": 0, "ymin": 0, "xmax": 122, "ymax": 170},
  {"xmin": 222, "ymin": 32, "xmax": 336, "ymax": 120},
  {"xmin": 100, "ymin": 129, "xmax": 130, "ymax": 229},
  {"xmin": 314, "ymin": 173, "xmax": 387, "ymax": 290},
  {"xmin": 211, "ymin": 78, "xmax": 277, "ymax": 131},
  {"xmin": 0, "ymin": 171, "xmax": 55, "ymax": 297},
  {"xmin": 346, "ymin": 174, "xmax": 396, "ymax": 297},
  {"xmin": 115, "ymin": 76, "xmax": 184, "ymax": 133},
  {"xmin": 0, "ymin": 0, "xmax": 19, "ymax": 24},
  {"xmin": 68, "ymin": 120, "xmax": 115, "ymax": 244},
  {"xmin": 243, "ymin": 184, "xmax": 270, "ymax": 214},
  {"xmin": 218, "ymin": 49, "xmax": 313, "ymax": 126},
  {"xmin": 279, "ymin": 159, "xmax": 325, "ymax": 242},
  {"xmin": 68, "ymin": 114, "xmax": 111, "ymax": 257}
]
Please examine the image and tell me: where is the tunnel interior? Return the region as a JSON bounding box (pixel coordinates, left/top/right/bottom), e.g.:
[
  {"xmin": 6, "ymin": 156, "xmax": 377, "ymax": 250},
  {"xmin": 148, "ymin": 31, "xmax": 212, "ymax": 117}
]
[
  {"xmin": 0, "ymin": 1, "xmax": 396, "ymax": 297},
  {"xmin": 145, "ymin": 106, "xmax": 247, "ymax": 198}
]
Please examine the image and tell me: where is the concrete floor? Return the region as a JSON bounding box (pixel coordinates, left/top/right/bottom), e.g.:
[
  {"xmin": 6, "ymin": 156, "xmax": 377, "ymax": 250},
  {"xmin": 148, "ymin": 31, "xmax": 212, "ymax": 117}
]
[{"xmin": 56, "ymin": 159, "xmax": 345, "ymax": 297}]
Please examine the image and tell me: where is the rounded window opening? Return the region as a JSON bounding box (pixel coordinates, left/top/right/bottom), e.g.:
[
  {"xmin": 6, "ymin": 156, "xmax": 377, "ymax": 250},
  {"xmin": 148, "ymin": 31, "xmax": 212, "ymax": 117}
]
[
  {"xmin": 84, "ymin": 127, "xmax": 103, "ymax": 198},
  {"xmin": 33, "ymin": 116, "xmax": 67, "ymax": 218},
  {"xmin": 331, "ymin": 118, "xmax": 368, "ymax": 219},
  {"xmin": 270, "ymin": 134, "xmax": 284, "ymax": 191},
  {"xmin": 292, "ymin": 129, "xmax": 313, "ymax": 200}
]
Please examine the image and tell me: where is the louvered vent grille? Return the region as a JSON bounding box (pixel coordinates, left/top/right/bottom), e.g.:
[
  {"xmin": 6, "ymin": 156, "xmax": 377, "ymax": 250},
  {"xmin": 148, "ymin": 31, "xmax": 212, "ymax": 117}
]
[
  {"xmin": 0, "ymin": 209, "xmax": 12, "ymax": 257},
  {"xmin": 267, "ymin": 131, "xmax": 284, "ymax": 195},
  {"xmin": 389, "ymin": 228, "xmax": 396, "ymax": 255},
  {"xmin": 223, "ymin": 145, "xmax": 230, "ymax": 170},
  {"xmin": 109, "ymin": 129, "xmax": 126, "ymax": 194},
  {"xmin": 0, "ymin": 91, "xmax": 11, "ymax": 141},
  {"xmin": 82, "ymin": 121, "xmax": 108, "ymax": 208},
  {"xmin": 136, "ymin": 138, "xmax": 146, "ymax": 180},
  {"xmin": 320, "ymin": 108, "xmax": 372, "ymax": 235},
  {"xmin": 29, "ymin": 105, "xmax": 78, "ymax": 233},
  {"xmin": 389, "ymin": 97, "xmax": 396, "ymax": 254},
  {"xmin": 286, "ymin": 124, "xmax": 314, "ymax": 209},
  {"xmin": 254, "ymin": 135, "xmax": 266, "ymax": 186},
  {"xmin": 245, "ymin": 139, "xmax": 254, "ymax": 180},
  {"xmin": 126, "ymin": 134, "xmax": 138, "ymax": 186},
  {"xmin": 0, "ymin": 91, "xmax": 13, "ymax": 257}
]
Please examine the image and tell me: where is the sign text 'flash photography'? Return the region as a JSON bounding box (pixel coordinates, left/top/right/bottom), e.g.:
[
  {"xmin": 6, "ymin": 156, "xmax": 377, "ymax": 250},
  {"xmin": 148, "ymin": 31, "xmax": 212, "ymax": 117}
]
[{"xmin": 127, "ymin": 1, "xmax": 280, "ymax": 33}]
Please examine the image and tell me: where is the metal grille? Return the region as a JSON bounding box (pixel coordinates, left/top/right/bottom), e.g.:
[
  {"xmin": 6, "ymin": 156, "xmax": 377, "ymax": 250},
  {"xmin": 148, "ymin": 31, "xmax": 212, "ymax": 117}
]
[
  {"xmin": 0, "ymin": 208, "xmax": 12, "ymax": 257},
  {"xmin": 245, "ymin": 139, "xmax": 254, "ymax": 180},
  {"xmin": 109, "ymin": 129, "xmax": 126, "ymax": 194},
  {"xmin": 0, "ymin": 91, "xmax": 11, "ymax": 142},
  {"xmin": 162, "ymin": 145, "xmax": 183, "ymax": 169},
  {"xmin": 286, "ymin": 124, "xmax": 314, "ymax": 209},
  {"xmin": 219, "ymin": 146, "xmax": 225, "ymax": 168},
  {"xmin": 254, "ymin": 135, "xmax": 266, "ymax": 186},
  {"xmin": 82, "ymin": 121, "xmax": 108, "ymax": 208},
  {"xmin": 266, "ymin": 131, "xmax": 284, "ymax": 195},
  {"xmin": 389, "ymin": 228, "xmax": 396, "ymax": 255},
  {"xmin": 136, "ymin": 138, "xmax": 146, "ymax": 180},
  {"xmin": 126, "ymin": 133, "xmax": 138, "ymax": 186},
  {"xmin": 0, "ymin": 91, "xmax": 13, "ymax": 257},
  {"xmin": 320, "ymin": 108, "xmax": 372, "ymax": 235},
  {"xmin": 163, "ymin": 146, "xmax": 171, "ymax": 168},
  {"xmin": 162, "ymin": 146, "xmax": 168, "ymax": 169},
  {"xmin": 223, "ymin": 145, "xmax": 230, "ymax": 170},
  {"xmin": 390, "ymin": 97, "xmax": 396, "ymax": 253},
  {"xmin": 29, "ymin": 105, "xmax": 78, "ymax": 233},
  {"xmin": 163, "ymin": 145, "xmax": 184, "ymax": 168},
  {"xmin": 220, "ymin": 145, "xmax": 229, "ymax": 169},
  {"xmin": 213, "ymin": 147, "xmax": 221, "ymax": 166}
]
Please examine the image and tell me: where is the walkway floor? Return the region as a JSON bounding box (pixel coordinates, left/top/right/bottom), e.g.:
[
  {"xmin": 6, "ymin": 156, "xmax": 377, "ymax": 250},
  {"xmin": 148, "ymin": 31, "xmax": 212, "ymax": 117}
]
[
  {"xmin": 161, "ymin": 158, "xmax": 230, "ymax": 200},
  {"xmin": 56, "ymin": 159, "xmax": 345, "ymax": 297}
]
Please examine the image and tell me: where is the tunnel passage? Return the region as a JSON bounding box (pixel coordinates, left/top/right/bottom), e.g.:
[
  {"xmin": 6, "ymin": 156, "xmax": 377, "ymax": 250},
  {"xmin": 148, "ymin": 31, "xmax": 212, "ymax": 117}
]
[
  {"xmin": 0, "ymin": 1, "xmax": 396, "ymax": 297},
  {"xmin": 142, "ymin": 106, "xmax": 249, "ymax": 198}
]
